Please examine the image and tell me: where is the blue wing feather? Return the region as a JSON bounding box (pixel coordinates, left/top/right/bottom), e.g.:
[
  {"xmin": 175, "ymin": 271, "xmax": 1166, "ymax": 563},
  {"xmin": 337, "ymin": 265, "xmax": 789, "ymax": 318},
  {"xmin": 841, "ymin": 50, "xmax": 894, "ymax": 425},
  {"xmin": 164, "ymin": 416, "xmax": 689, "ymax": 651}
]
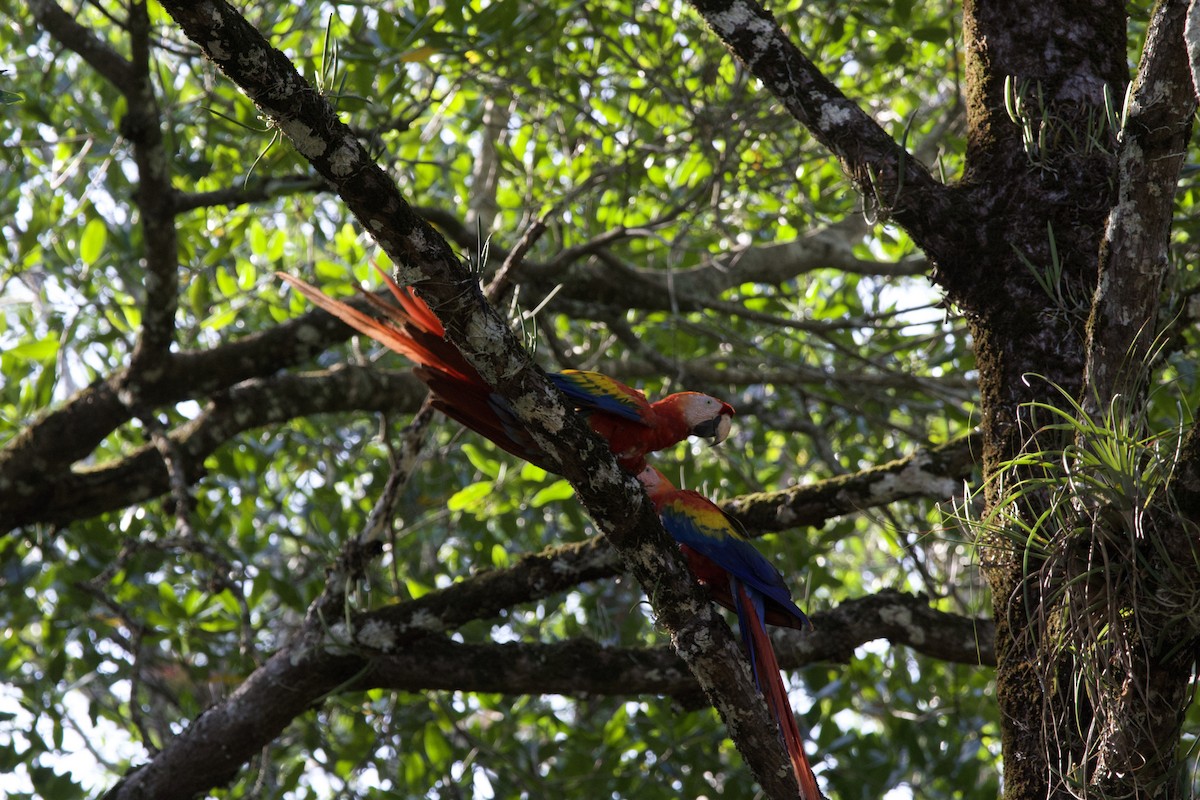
[
  {"xmin": 660, "ymin": 498, "xmax": 808, "ymax": 627},
  {"xmin": 548, "ymin": 370, "xmax": 651, "ymax": 424}
]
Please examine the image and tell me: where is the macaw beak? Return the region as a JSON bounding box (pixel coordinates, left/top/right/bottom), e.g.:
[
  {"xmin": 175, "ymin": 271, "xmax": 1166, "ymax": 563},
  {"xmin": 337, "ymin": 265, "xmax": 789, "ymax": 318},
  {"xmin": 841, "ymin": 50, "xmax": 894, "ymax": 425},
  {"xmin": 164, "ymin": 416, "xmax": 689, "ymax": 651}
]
[{"xmin": 692, "ymin": 409, "xmax": 733, "ymax": 446}]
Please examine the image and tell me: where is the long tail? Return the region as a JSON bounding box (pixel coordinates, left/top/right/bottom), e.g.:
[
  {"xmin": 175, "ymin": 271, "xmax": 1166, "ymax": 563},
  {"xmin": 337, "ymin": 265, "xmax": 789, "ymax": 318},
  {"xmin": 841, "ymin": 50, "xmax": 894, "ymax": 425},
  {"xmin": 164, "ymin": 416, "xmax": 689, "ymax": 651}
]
[
  {"xmin": 735, "ymin": 582, "xmax": 821, "ymax": 800},
  {"xmin": 279, "ymin": 269, "xmax": 548, "ymax": 465},
  {"xmin": 279, "ymin": 266, "xmax": 477, "ymax": 382},
  {"xmin": 413, "ymin": 366, "xmax": 550, "ymax": 469}
]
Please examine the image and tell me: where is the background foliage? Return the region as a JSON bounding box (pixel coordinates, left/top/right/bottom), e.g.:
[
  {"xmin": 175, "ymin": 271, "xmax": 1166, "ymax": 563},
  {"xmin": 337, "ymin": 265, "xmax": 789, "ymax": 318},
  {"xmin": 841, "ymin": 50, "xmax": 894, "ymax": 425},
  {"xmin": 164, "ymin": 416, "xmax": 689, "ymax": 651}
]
[{"xmin": 3, "ymin": 0, "xmax": 1191, "ymax": 798}]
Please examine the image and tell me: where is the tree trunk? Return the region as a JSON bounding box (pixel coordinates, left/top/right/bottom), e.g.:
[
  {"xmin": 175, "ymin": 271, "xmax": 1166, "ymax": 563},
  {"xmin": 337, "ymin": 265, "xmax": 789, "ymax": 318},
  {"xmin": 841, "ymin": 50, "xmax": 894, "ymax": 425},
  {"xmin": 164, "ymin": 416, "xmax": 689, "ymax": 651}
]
[
  {"xmin": 957, "ymin": 2, "xmax": 1199, "ymax": 798},
  {"xmin": 682, "ymin": 0, "xmax": 1200, "ymax": 794}
]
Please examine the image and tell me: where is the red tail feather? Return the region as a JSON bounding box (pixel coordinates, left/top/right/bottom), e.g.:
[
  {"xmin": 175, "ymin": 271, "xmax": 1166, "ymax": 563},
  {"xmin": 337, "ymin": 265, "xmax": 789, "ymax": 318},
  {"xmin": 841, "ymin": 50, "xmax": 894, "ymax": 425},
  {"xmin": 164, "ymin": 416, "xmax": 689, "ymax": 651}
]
[
  {"xmin": 682, "ymin": 546, "xmax": 811, "ymax": 632},
  {"xmin": 280, "ymin": 270, "xmax": 483, "ymax": 385},
  {"xmin": 736, "ymin": 584, "xmax": 821, "ymax": 800},
  {"xmin": 361, "ymin": 266, "xmax": 479, "ymax": 384},
  {"xmin": 413, "ymin": 366, "xmax": 549, "ymax": 468},
  {"xmin": 281, "ymin": 271, "xmax": 738, "ymax": 475}
]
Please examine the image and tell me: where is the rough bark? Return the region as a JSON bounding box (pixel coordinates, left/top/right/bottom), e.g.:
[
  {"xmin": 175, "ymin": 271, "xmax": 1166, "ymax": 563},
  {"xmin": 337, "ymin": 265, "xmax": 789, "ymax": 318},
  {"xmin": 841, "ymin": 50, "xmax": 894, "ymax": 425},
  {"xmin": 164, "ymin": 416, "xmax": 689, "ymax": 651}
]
[
  {"xmin": 141, "ymin": 3, "xmax": 801, "ymax": 797},
  {"xmin": 688, "ymin": 0, "xmax": 1200, "ymax": 797},
  {"xmin": 366, "ymin": 590, "xmax": 994, "ymax": 699},
  {"xmin": 1083, "ymin": 0, "xmax": 1197, "ymax": 412},
  {"xmin": 1073, "ymin": 4, "xmax": 1200, "ymax": 792},
  {"xmin": 943, "ymin": 3, "xmax": 1128, "ymax": 797}
]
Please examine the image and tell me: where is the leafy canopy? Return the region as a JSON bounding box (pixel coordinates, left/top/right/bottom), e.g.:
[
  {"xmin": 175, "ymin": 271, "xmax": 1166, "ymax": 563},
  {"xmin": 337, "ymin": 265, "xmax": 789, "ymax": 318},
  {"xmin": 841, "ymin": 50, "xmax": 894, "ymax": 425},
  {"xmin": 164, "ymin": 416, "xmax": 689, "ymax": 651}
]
[{"xmin": 0, "ymin": 0, "xmax": 1018, "ymax": 797}]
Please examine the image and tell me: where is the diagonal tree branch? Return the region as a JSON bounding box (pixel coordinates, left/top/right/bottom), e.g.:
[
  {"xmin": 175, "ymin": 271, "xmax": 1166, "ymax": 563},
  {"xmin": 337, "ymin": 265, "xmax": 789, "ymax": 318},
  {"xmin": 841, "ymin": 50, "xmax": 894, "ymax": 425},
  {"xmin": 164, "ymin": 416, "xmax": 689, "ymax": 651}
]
[
  {"xmin": 725, "ymin": 434, "xmax": 979, "ymax": 533},
  {"xmin": 682, "ymin": 0, "xmax": 960, "ymax": 259},
  {"xmin": 149, "ymin": 3, "xmax": 806, "ymax": 797},
  {"xmin": 98, "ymin": 535, "xmax": 634, "ymax": 800},
  {"xmin": 1081, "ymin": 0, "xmax": 1196, "ymax": 413},
  {"xmin": 28, "ymin": 0, "xmax": 136, "ymax": 88}
]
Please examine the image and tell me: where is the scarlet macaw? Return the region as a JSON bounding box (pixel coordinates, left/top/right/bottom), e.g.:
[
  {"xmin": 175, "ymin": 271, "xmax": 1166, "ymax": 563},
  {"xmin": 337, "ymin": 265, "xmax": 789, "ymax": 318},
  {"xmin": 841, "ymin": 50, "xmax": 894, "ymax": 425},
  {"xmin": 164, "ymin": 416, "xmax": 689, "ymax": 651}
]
[
  {"xmin": 279, "ymin": 268, "xmax": 735, "ymax": 473},
  {"xmin": 637, "ymin": 466, "xmax": 820, "ymax": 800}
]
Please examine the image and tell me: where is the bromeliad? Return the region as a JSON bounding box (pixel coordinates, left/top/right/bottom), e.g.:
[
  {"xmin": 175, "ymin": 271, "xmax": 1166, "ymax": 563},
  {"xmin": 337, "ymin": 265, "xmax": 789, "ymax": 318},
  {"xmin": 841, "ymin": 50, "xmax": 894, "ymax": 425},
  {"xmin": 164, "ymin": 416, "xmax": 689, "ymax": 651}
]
[
  {"xmin": 637, "ymin": 466, "xmax": 820, "ymax": 800},
  {"xmin": 279, "ymin": 267, "xmax": 734, "ymax": 473}
]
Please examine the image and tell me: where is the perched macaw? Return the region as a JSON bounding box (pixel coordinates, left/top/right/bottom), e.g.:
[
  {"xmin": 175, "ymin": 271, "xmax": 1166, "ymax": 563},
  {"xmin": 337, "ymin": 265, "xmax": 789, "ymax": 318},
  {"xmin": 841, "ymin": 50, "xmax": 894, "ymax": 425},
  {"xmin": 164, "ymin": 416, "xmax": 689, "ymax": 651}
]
[
  {"xmin": 279, "ymin": 267, "xmax": 735, "ymax": 473},
  {"xmin": 637, "ymin": 466, "xmax": 820, "ymax": 800}
]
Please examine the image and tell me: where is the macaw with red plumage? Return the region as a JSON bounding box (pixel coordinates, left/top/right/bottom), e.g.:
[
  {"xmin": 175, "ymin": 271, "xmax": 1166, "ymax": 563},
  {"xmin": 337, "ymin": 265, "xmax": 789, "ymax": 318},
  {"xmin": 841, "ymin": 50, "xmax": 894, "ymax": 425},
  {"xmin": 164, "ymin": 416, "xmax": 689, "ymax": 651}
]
[
  {"xmin": 637, "ymin": 466, "xmax": 820, "ymax": 800},
  {"xmin": 279, "ymin": 268, "xmax": 735, "ymax": 473}
]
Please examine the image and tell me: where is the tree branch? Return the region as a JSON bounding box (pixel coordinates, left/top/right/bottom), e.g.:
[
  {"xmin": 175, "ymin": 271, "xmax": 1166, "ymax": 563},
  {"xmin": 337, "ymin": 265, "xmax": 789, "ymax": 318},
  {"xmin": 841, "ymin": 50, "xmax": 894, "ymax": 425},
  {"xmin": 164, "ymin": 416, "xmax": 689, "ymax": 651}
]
[
  {"xmin": 524, "ymin": 224, "xmax": 927, "ymax": 314},
  {"xmin": 99, "ymin": 535, "xmax": 627, "ymax": 800},
  {"xmin": 681, "ymin": 0, "xmax": 960, "ymax": 259},
  {"xmin": 151, "ymin": 3, "xmax": 807, "ymax": 797},
  {"xmin": 363, "ymin": 591, "xmax": 994, "ymax": 700},
  {"xmin": 172, "ymin": 175, "xmax": 329, "ymax": 213},
  {"xmin": 1081, "ymin": 0, "xmax": 1196, "ymax": 412},
  {"xmin": 0, "ymin": 301, "xmax": 370, "ymax": 520},
  {"xmin": 0, "ymin": 367, "xmax": 425, "ymax": 531},
  {"xmin": 31, "ymin": 0, "xmax": 182, "ymax": 384},
  {"xmin": 102, "ymin": 573, "xmax": 991, "ymax": 800},
  {"xmin": 420, "ymin": 199, "xmax": 926, "ymax": 320},
  {"xmin": 120, "ymin": 0, "xmax": 180, "ymax": 377},
  {"xmin": 724, "ymin": 434, "xmax": 979, "ymax": 534},
  {"xmin": 28, "ymin": 0, "xmax": 136, "ymax": 89}
]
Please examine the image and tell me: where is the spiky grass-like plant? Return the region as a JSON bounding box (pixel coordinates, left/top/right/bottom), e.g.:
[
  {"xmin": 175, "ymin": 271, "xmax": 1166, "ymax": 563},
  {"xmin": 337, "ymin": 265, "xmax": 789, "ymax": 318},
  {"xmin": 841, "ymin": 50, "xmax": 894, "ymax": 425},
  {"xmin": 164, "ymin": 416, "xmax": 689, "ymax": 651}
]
[{"xmin": 960, "ymin": 377, "xmax": 1200, "ymax": 798}]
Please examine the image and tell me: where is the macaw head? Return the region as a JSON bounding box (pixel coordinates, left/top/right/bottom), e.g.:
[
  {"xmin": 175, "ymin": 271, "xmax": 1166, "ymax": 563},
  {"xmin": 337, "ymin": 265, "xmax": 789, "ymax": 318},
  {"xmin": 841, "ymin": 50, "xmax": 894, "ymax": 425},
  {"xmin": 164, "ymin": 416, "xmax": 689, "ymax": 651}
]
[
  {"xmin": 666, "ymin": 393, "xmax": 735, "ymax": 446},
  {"xmin": 635, "ymin": 465, "xmax": 671, "ymax": 501}
]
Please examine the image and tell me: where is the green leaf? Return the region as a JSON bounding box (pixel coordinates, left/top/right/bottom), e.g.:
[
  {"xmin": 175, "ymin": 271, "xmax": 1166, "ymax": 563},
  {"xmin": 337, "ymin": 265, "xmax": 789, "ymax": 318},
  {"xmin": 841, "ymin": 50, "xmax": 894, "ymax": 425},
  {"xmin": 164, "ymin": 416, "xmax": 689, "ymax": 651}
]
[
  {"xmin": 215, "ymin": 266, "xmax": 239, "ymax": 297},
  {"xmin": 8, "ymin": 338, "xmax": 59, "ymax": 362},
  {"xmin": 157, "ymin": 582, "xmax": 181, "ymax": 619},
  {"xmin": 247, "ymin": 219, "xmax": 268, "ymax": 254},
  {"xmin": 187, "ymin": 272, "xmax": 211, "ymax": 315},
  {"xmin": 423, "ymin": 724, "xmax": 453, "ymax": 765},
  {"xmin": 519, "ymin": 462, "xmax": 548, "ymax": 481},
  {"xmin": 120, "ymin": 301, "xmax": 142, "ymax": 331},
  {"xmin": 461, "ymin": 443, "xmax": 501, "ymax": 478},
  {"xmin": 203, "ymin": 307, "xmax": 238, "ymax": 331},
  {"xmin": 236, "ymin": 260, "xmax": 258, "ymax": 291},
  {"xmin": 404, "ymin": 578, "xmax": 432, "ymax": 599},
  {"xmin": 79, "ymin": 218, "xmax": 107, "ymax": 265},
  {"xmin": 446, "ymin": 480, "xmax": 493, "ymax": 511},
  {"xmin": 530, "ymin": 479, "xmax": 574, "ymax": 508}
]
